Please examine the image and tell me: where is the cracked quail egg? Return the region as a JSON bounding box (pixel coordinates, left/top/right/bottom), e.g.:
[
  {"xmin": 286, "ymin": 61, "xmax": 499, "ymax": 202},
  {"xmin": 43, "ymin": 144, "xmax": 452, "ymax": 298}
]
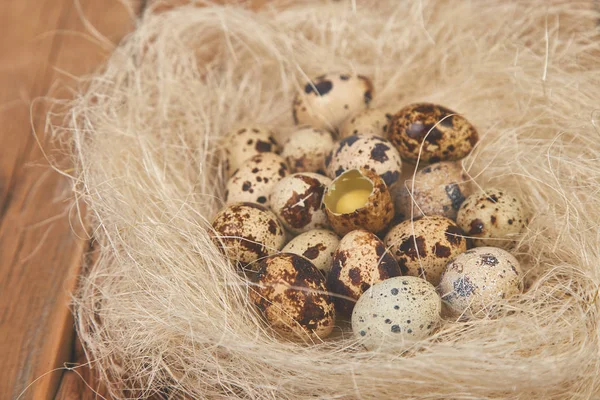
[
  {"xmin": 211, "ymin": 202, "xmax": 286, "ymax": 268},
  {"xmin": 223, "ymin": 125, "xmax": 279, "ymax": 177},
  {"xmin": 293, "ymin": 73, "xmax": 374, "ymax": 131},
  {"xmin": 269, "ymin": 172, "xmax": 331, "ymax": 234},
  {"xmin": 250, "ymin": 253, "xmax": 335, "ymax": 341},
  {"xmin": 340, "ymin": 108, "xmax": 392, "ymax": 139},
  {"xmin": 439, "ymin": 247, "xmax": 523, "ymax": 318},
  {"xmin": 225, "ymin": 153, "xmax": 289, "ymax": 205},
  {"xmin": 282, "ymin": 229, "xmax": 340, "ymax": 276},
  {"xmin": 281, "ymin": 127, "xmax": 334, "ymax": 173},
  {"xmin": 352, "ymin": 276, "xmax": 441, "ymax": 350}
]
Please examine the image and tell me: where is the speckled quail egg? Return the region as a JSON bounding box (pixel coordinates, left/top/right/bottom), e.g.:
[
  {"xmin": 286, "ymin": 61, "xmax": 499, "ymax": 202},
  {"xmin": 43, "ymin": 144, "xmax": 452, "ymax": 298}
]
[
  {"xmin": 225, "ymin": 153, "xmax": 289, "ymax": 205},
  {"xmin": 293, "ymin": 73, "xmax": 374, "ymax": 131},
  {"xmin": 457, "ymin": 188, "xmax": 529, "ymax": 249},
  {"xmin": 396, "ymin": 161, "xmax": 472, "ymax": 221},
  {"xmin": 439, "ymin": 247, "xmax": 523, "ymax": 318},
  {"xmin": 327, "ymin": 229, "xmax": 402, "ymax": 315},
  {"xmin": 352, "ymin": 276, "xmax": 441, "ymax": 350},
  {"xmin": 323, "ymin": 169, "xmax": 394, "ymax": 236},
  {"xmin": 281, "ymin": 127, "xmax": 334, "ymax": 173},
  {"xmin": 223, "ymin": 125, "xmax": 279, "ymax": 177},
  {"xmin": 269, "ymin": 173, "xmax": 331, "ymax": 234},
  {"xmin": 211, "ymin": 202, "xmax": 286, "ymax": 268},
  {"xmin": 340, "ymin": 108, "xmax": 392, "ymax": 139},
  {"xmin": 282, "ymin": 229, "xmax": 340, "ymax": 276},
  {"xmin": 250, "ymin": 253, "xmax": 335, "ymax": 341},
  {"xmin": 388, "ymin": 103, "xmax": 479, "ymax": 163},
  {"xmin": 384, "ymin": 216, "xmax": 468, "ymax": 286},
  {"xmin": 325, "ymin": 135, "xmax": 403, "ymax": 189}
]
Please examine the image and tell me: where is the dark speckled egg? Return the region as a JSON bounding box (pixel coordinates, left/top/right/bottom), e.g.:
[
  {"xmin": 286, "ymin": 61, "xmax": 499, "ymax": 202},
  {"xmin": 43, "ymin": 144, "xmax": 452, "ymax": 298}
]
[
  {"xmin": 250, "ymin": 253, "xmax": 335, "ymax": 341},
  {"xmin": 388, "ymin": 103, "xmax": 478, "ymax": 163}
]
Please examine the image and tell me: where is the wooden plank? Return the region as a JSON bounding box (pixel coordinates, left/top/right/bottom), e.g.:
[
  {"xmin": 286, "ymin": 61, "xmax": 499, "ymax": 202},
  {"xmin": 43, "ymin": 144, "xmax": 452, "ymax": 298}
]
[{"xmin": 0, "ymin": 1, "xmax": 140, "ymax": 399}]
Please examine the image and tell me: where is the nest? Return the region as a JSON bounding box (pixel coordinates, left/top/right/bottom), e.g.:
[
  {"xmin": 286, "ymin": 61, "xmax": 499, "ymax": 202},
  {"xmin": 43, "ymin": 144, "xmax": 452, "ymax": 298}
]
[{"xmin": 59, "ymin": 0, "xmax": 600, "ymax": 398}]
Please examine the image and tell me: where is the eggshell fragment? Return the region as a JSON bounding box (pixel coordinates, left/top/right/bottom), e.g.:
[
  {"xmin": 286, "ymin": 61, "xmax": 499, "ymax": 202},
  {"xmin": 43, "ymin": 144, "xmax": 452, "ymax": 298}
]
[
  {"xmin": 339, "ymin": 108, "xmax": 392, "ymax": 139},
  {"xmin": 323, "ymin": 169, "xmax": 394, "ymax": 236},
  {"xmin": 439, "ymin": 247, "xmax": 523, "ymax": 318},
  {"xmin": 223, "ymin": 125, "xmax": 280, "ymax": 177},
  {"xmin": 269, "ymin": 173, "xmax": 331, "ymax": 234},
  {"xmin": 384, "ymin": 216, "xmax": 468, "ymax": 286},
  {"xmin": 282, "ymin": 127, "xmax": 334, "ymax": 173},
  {"xmin": 282, "ymin": 229, "xmax": 340, "ymax": 275},
  {"xmin": 396, "ymin": 161, "xmax": 471, "ymax": 221},
  {"xmin": 251, "ymin": 253, "xmax": 335, "ymax": 340},
  {"xmin": 211, "ymin": 202, "xmax": 286, "ymax": 268},
  {"xmin": 388, "ymin": 103, "xmax": 478, "ymax": 163},
  {"xmin": 352, "ymin": 276, "xmax": 442, "ymax": 350},
  {"xmin": 293, "ymin": 73, "xmax": 374, "ymax": 131},
  {"xmin": 457, "ymin": 188, "xmax": 529, "ymax": 248},
  {"xmin": 327, "ymin": 229, "xmax": 402, "ymax": 315},
  {"xmin": 225, "ymin": 153, "xmax": 289, "ymax": 205}
]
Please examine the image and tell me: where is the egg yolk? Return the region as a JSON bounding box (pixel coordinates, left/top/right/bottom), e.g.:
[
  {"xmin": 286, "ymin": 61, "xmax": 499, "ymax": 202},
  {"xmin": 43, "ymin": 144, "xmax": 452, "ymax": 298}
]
[{"xmin": 335, "ymin": 189, "xmax": 371, "ymax": 214}]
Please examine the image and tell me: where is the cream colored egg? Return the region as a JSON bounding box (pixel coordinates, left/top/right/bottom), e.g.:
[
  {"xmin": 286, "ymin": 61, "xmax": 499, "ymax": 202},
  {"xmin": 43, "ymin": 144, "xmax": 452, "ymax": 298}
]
[
  {"xmin": 225, "ymin": 153, "xmax": 289, "ymax": 205},
  {"xmin": 282, "ymin": 229, "xmax": 340, "ymax": 275},
  {"xmin": 340, "ymin": 108, "xmax": 392, "ymax": 139},
  {"xmin": 293, "ymin": 73, "xmax": 374, "ymax": 131},
  {"xmin": 327, "ymin": 229, "xmax": 402, "ymax": 315},
  {"xmin": 439, "ymin": 247, "xmax": 523, "ymax": 318},
  {"xmin": 352, "ymin": 276, "xmax": 441, "ymax": 350},
  {"xmin": 269, "ymin": 173, "xmax": 331, "ymax": 234},
  {"xmin": 211, "ymin": 202, "xmax": 286, "ymax": 268},
  {"xmin": 457, "ymin": 188, "xmax": 529, "ymax": 249},
  {"xmin": 384, "ymin": 216, "xmax": 468, "ymax": 286},
  {"xmin": 282, "ymin": 127, "xmax": 334, "ymax": 173},
  {"xmin": 325, "ymin": 135, "xmax": 403, "ymax": 189},
  {"xmin": 250, "ymin": 253, "xmax": 335, "ymax": 341},
  {"xmin": 396, "ymin": 161, "xmax": 471, "ymax": 221},
  {"xmin": 223, "ymin": 125, "xmax": 279, "ymax": 177}
]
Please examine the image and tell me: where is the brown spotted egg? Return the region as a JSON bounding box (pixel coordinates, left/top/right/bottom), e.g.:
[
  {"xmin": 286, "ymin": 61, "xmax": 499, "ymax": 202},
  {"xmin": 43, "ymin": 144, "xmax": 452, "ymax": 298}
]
[
  {"xmin": 323, "ymin": 169, "xmax": 394, "ymax": 236},
  {"xmin": 250, "ymin": 253, "xmax": 335, "ymax": 340},
  {"xmin": 325, "ymin": 135, "xmax": 403, "ymax": 189},
  {"xmin": 327, "ymin": 229, "xmax": 402, "ymax": 315},
  {"xmin": 457, "ymin": 188, "xmax": 529, "ymax": 249},
  {"xmin": 396, "ymin": 161, "xmax": 471, "ymax": 221},
  {"xmin": 340, "ymin": 108, "xmax": 392, "ymax": 139},
  {"xmin": 211, "ymin": 202, "xmax": 286, "ymax": 268},
  {"xmin": 384, "ymin": 216, "xmax": 467, "ymax": 286},
  {"xmin": 282, "ymin": 229, "xmax": 340, "ymax": 276},
  {"xmin": 223, "ymin": 125, "xmax": 280, "ymax": 177},
  {"xmin": 225, "ymin": 153, "xmax": 289, "ymax": 205},
  {"xmin": 439, "ymin": 247, "xmax": 523, "ymax": 318},
  {"xmin": 269, "ymin": 173, "xmax": 331, "ymax": 234},
  {"xmin": 293, "ymin": 73, "xmax": 374, "ymax": 131},
  {"xmin": 352, "ymin": 276, "xmax": 441, "ymax": 350},
  {"xmin": 281, "ymin": 127, "xmax": 334, "ymax": 173},
  {"xmin": 388, "ymin": 103, "xmax": 479, "ymax": 163}
]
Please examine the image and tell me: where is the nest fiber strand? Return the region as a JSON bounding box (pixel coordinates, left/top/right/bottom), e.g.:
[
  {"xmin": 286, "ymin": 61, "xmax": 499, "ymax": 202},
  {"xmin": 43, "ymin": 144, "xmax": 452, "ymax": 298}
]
[{"xmin": 63, "ymin": 1, "xmax": 600, "ymax": 398}]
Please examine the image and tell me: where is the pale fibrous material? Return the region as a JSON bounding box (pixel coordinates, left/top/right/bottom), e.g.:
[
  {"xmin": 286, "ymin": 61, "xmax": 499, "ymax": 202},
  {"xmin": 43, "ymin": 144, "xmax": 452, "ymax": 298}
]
[{"xmin": 58, "ymin": 0, "xmax": 600, "ymax": 398}]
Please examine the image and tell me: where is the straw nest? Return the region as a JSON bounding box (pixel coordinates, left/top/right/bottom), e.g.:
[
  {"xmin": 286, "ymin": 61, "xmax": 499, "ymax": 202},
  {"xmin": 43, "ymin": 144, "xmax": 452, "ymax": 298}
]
[{"xmin": 59, "ymin": 0, "xmax": 600, "ymax": 398}]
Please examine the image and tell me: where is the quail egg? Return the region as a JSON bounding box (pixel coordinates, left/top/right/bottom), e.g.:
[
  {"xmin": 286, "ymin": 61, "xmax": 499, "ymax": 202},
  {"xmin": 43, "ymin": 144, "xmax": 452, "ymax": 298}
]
[
  {"xmin": 225, "ymin": 153, "xmax": 289, "ymax": 205},
  {"xmin": 388, "ymin": 103, "xmax": 478, "ymax": 163},
  {"xmin": 457, "ymin": 188, "xmax": 529, "ymax": 248},
  {"xmin": 282, "ymin": 229, "xmax": 340, "ymax": 276},
  {"xmin": 396, "ymin": 161, "xmax": 471, "ymax": 221},
  {"xmin": 269, "ymin": 172, "xmax": 331, "ymax": 234},
  {"xmin": 352, "ymin": 276, "xmax": 441, "ymax": 350},
  {"xmin": 384, "ymin": 216, "xmax": 468, "ymax": 286},
  {"xmin": 327, "ymin": 229, "xmax": 402, "ymax": 315},
  {"xmin": 293, "ymin": 73, "xmax": 374, "ymax": 131},
  {"xmin": 323, "ymin": 169, "xmax": 394, "ymax": 236},
  {"xmin": 250, "ymin": 253, "xmax": 335, "ymax": 340},
  {"xmin": 211, "ymin": 202, "xmax": 286, "ymax": 268},
  {"xmin": 325, "ymin": 135, "xmax": 402, "ymax": 189},
  {"xmin": 339, "ymin": 108, "xmax": 392, "ymax": 139},
  {"xmin": 222, "ymin": 125, "xmax": 280, "ymax": 177},
  {"xmin": 281, "ymin": 127, "xmax": 334, "ymax": 173},
  {"xmin": 439, "ymin": 247, "xmax": 523, "ymax": 318}
]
